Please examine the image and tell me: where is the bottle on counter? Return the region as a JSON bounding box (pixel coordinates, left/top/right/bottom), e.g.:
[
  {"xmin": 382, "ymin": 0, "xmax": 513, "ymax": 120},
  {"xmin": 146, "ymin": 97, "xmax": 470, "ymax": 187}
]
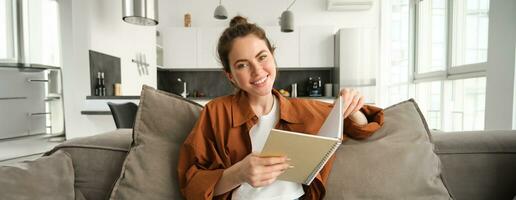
[
  {"xmin": 95, "ymin": 72, "xmax": 101, "ymax": 96},
  {"xmin": 100, "ymin": 72, "xmax": 106, "ymax": 96}
]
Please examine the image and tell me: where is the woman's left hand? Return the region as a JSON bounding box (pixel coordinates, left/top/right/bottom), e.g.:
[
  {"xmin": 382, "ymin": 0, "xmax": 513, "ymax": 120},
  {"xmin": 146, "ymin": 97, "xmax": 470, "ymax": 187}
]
[{"xmin": 339, "ymin": 88, "xmax": 365, "ymax": 119}]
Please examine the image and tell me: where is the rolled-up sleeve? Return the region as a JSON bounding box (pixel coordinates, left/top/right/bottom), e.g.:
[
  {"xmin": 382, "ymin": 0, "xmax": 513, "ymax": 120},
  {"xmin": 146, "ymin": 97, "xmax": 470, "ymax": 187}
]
[
  {"xmin": 177, "ymin": 107, "xmax": 229, "ymax": 200},
  {"xmin": 344, "ymin": 105, "xmax": 384, "ymax": 140}
]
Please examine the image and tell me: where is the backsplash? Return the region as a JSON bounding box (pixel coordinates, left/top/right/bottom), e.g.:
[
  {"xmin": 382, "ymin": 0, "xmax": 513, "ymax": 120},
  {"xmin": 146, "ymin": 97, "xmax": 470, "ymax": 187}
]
[
  {"xmin": 157, "ymin": 68, "xmax": 334, "ymax": 98},
  {"xmin": 89, "ymin": 50, "xmax": 121, "ymax": 96}
]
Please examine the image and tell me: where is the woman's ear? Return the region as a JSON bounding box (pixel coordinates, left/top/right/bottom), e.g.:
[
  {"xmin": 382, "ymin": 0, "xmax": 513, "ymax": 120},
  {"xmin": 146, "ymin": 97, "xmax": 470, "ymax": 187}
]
[{"xmin": 224, "ymin": 71, "xmax": 235, "ymax": 84}]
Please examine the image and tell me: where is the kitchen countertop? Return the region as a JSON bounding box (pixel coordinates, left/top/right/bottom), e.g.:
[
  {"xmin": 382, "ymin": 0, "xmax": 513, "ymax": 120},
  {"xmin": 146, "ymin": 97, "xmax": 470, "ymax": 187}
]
[{"xmin": 81, "ymin": 96, "xmax": 336, "ymax": 115}]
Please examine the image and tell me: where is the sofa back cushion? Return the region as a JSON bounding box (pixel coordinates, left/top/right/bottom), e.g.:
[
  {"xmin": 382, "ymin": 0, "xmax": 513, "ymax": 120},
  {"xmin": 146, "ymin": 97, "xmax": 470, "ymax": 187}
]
[
  {"xmin": 326, "ymin": 99, "xmax": 452, "ymax": 199},
  {"xmin": 45, "ymin": 129, "xmax": 132, "ymax": 200},
  {"xmin": 109, "ymin": 85, "xmax": 202, "ymax": 200},
  {"xmin": 433, "ymin": 130, "xmax": 516, "ymax": 200},
  {"xmin": 0, "ymin": 150, "xmax": 76, "ymax": 200}
]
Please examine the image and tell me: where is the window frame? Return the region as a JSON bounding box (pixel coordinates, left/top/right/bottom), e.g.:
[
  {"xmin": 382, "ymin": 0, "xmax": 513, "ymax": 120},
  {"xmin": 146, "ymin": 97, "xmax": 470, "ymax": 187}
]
[{"xmin": 412, "ymin": 0, "xmax": 488, "ymax": 83}]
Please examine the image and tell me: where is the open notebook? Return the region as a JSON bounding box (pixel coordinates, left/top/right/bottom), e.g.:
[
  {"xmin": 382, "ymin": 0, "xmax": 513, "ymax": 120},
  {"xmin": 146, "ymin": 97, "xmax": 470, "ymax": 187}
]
[{"xmin": 260, "ymin": 97, "xmax": 343, "ymax": 185}]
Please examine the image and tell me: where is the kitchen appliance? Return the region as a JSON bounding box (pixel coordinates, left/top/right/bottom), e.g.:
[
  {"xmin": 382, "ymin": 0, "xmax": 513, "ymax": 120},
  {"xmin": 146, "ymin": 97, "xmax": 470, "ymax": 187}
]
[
  {"xmin": 291, "ymin": 83, "xmax": 298, "ymax": 98},
  {"xmin": 307, "ymin": 77, "xmax": 323, "ymax": 97}
]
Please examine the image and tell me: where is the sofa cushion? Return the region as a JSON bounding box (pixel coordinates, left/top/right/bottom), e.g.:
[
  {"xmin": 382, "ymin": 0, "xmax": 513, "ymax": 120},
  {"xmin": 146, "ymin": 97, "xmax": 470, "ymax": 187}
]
[
  {"xmin": 326, "ymin": 99, "xmax": 452, "ymax": 199},
  {"xmin": 45, "ymin": 129, "xmax": 132, "ymax": 200},
  {"xmin": 109, "ymin": 85, "xmax": 202, "ymax": 199},
  {"xmin": 0, "ymin": 150, "xmax": 76, "ymax": 200}
]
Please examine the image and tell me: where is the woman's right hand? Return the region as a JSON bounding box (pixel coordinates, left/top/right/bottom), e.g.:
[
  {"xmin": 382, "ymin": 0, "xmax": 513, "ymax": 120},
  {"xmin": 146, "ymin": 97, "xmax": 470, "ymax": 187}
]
[{"xmin": 233, "ymin": 153, "xmax": 291, "ymax": 188}]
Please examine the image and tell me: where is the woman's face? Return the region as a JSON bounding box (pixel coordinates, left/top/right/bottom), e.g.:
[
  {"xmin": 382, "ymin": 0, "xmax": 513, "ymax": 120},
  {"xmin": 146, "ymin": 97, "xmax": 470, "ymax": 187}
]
[{"xmin": 226, "ymin": 34, "xmax": 277, "ymax": 97}]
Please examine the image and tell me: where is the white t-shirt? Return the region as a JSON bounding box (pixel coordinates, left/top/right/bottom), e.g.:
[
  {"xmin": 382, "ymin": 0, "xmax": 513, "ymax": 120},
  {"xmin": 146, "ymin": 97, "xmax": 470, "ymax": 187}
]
[{"xmin": 232, "ymin": 97, "xmax": 305, "ymax": 200}]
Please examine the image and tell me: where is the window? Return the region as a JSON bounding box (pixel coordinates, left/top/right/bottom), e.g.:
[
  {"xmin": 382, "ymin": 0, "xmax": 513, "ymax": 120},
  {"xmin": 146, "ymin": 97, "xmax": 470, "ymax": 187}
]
[
  {"xmin": 415, "ymin": 81, "xmax": 443, "ymax": 130},
  {"xmin": 381, "ymin": 0, "xmax": 413, "ymax": 106},
  {"xmin": 40, "ymin": 0, "xmax": 61, "ymax": 66},
  {"xmin": 417, "ymin": 0, "xmax": 447, "ymax": 73},
  {"xmin": 0, "ymin": 0, "xmax": 15, "ymax": 60},
  {"xmin": 381, "ymin": 0, "xmax": 489, "ymax": 132},
  {"xmin": 444, "ymin": 77, "xmax": 486, "ymax": 131},
  {"xmin": 452, "ymin": 0, "xmax": 489, "ymax": 66}
]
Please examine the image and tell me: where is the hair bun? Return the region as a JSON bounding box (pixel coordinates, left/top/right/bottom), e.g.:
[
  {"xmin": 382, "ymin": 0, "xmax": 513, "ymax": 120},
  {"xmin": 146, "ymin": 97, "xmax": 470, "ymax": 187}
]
[{"xmin": 229, "ymin": 16, "xmax": 248, "ymax": 27}]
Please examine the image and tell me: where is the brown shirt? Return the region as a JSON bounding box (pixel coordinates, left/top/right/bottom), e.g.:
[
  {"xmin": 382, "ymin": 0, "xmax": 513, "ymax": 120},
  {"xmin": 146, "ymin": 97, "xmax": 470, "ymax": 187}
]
[{"xmin": 178, "ymin": 89, "xmax": 384, "ymax": 200}]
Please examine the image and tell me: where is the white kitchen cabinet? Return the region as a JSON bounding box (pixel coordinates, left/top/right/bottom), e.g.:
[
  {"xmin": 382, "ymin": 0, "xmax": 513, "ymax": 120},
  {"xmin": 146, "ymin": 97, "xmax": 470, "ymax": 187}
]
[
  {"xmin": 197, "ymin": 27, "xmax": 225, "ymax": 69},
  {"xmin": 162, "ymin": 26, "xmax": 335, "ymax": 69},
  {"xmin": 162, "ymin": 27, "xmax": 198, "ymax": 69},
  {"xmin": 299, "ymin": 26, "xmax": 335, "ymax": 68},
  {"xmin": 263, "ymin": 26, "xmax": 300, "ymax": 68}
]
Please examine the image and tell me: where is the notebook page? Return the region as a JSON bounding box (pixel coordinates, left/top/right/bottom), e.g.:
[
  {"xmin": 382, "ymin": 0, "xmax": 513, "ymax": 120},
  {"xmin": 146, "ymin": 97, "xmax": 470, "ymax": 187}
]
[{"xmin": 317, "ymin": 96, "xmax": 343, "ymax": 139}]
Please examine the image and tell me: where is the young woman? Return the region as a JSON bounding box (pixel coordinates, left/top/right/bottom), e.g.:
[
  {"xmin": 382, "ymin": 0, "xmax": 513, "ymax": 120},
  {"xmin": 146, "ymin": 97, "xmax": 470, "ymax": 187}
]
[{"xmin": 177, "ymin": 16, "xmax": 384, "ymax": 200}]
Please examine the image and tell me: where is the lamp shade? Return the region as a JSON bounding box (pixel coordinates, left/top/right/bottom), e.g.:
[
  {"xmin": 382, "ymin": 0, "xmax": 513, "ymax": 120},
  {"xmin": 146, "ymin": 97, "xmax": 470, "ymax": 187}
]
[
  {"xmin": 214, "ymin": 5, "xmax": 228, "ymax": 20},
  {"xmin": 280, "ymin": 10, "xmax": 294, "ymax": 32},
  {"xmin": 122, "ymin": 0, "xmax": 159, "ymax": 26}
]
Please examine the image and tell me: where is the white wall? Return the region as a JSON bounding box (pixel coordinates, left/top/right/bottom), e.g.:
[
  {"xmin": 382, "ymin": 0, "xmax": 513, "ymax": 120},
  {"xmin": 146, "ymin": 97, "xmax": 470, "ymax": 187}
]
[
  {"xmin": 157, "ymin": 0, "xmax": 379, "ymax": 30},
  {"xmin": 484, "ymin": 0, "xmax": 516, "ymax": 130},
  {"xmin": 60, "ymin": 0, "xmax": 156, "ymax": 139}
]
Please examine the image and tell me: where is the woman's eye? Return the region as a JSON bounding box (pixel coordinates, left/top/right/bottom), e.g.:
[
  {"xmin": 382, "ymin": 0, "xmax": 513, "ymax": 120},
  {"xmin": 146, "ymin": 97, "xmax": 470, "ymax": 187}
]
[
  {"xmin": 258, "ymin": 54, "xmax": 267, "ymax": 61},
  {"xmin": 236, "ymin": 63, "xmax": 248, "ymax": 69}
]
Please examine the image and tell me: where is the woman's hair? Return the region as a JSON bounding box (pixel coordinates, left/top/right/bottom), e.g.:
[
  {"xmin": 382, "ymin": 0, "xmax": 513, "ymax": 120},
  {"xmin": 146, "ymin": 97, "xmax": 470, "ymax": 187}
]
[{"xmin": 217, "ymin": 16, "xmax": 275, "ymax": 73}]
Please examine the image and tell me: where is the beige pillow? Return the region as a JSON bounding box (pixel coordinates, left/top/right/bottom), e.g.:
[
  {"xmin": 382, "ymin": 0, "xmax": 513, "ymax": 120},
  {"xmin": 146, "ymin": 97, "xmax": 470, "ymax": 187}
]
[
  {"xmin": 109, "ymin": 85, "xmax": 202, "ymax": 199},
  {"xmin": 326, "ymin": 99, "xmax": 452, "ymax": 199},
  {"xmin": 0, "ymin": 150, "xmax": 76, "ymax": 200}
]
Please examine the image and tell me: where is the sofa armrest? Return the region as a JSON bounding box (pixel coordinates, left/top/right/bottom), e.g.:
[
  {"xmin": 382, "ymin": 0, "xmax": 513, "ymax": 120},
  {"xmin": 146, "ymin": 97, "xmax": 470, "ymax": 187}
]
[
  {"xmin": 45, "ymin": 129, "xmax": 132, "ymax": 200},
  {"xmin": 433, "ymin": 130, "xmax": 516, "ymax": 200}
]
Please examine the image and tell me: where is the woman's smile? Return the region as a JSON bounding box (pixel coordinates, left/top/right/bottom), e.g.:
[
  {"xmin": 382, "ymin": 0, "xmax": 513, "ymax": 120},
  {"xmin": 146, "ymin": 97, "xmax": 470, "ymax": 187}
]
[{"xmin": 251, "ymin": 75, "xmax": 269, "ymax": 86}]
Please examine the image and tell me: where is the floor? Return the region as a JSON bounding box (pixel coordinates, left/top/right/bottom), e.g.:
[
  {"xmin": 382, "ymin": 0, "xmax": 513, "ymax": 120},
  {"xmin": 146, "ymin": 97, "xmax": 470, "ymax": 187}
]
[{"xmin": 0, "ymin": 134, "xmax": 64, "ymax": 165}]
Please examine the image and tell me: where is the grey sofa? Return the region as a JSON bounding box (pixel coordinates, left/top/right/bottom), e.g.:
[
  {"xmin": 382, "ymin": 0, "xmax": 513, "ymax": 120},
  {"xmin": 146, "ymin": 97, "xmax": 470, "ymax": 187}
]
[{"xmin": 45, "ymin": 129, "xmax": 516, "ymax": 200}]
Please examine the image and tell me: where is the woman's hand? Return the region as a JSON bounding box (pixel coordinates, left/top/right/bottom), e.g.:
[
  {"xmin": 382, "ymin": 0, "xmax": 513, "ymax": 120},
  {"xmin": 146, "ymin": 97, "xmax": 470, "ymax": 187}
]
[
  {"xmin": 214, "ymin": 153, "xmax": 290, "ymax": 195},
  {"xmin": 233, "ymin": 153, "xmax": 291, "ymax": 188},
  {"xmin": 339, "ymin": 88, "xmax": 365, "ymax": 119}
]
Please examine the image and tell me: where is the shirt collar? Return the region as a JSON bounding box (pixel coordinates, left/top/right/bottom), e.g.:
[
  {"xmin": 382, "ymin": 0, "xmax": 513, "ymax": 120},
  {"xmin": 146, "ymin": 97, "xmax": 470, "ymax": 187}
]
[{"xmin": 231, "ymin": 89, "xmax": 303, "ymax": 127}]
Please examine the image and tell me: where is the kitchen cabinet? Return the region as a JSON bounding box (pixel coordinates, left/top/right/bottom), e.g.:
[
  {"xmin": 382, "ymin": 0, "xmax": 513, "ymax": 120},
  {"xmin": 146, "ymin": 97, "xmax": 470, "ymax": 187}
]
[
  {"xmin": 162, "ymin": 27, "xmax": 224, "ymax": 69},
  {"xmin": 161, "ymin": 26, "xmax": 335, "ymax": 69},
  {"xmin": 299, "ymin": 26, "xmax": 335, "ymax": 68},
  {"xmin": 264, "ymin": 26, "xmax": 300, "ymax": 68},
  {"xmin": 162, "ymin": 27, "xmax": 198, "ymax": 69},
  {"xmin": 0, "ymin": 69, "xmax": 47, "ymax": 139},
  {"xmin": 198, "ymin": 27, "xmax": 225, "ymax": 69}
]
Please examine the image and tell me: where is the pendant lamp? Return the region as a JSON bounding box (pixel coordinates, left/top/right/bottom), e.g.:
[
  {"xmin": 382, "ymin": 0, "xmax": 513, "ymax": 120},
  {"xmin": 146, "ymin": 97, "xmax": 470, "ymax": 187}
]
[
  {"xmin": 122, "ymin": 0, "xmax": 159, "ymax": 26},
  {"xmin": 214, "ymin": 0, "xmax": 228, "ymax": 20},
  {"xmin": 280, "ymin": 0, "xmax": 297, "ymax": 32}
]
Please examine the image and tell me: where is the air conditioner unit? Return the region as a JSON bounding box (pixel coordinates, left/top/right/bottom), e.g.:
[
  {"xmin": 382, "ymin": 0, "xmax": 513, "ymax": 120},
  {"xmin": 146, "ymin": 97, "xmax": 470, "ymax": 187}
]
[{"xmin": 327, "ymin": 0, "xmax": 373, "ymax": 11}]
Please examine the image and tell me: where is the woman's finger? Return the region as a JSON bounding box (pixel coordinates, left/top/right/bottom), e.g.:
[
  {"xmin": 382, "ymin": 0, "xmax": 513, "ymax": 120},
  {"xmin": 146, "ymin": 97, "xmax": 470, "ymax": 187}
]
[
  {"xmin": 352, "ymin": 96, "xmax": 365, "ymax": 114},
  {"xmin": 256, "ymin": 156, "xmax": 287, "ymax": 166},
  {"xmin": 344, "ymin": 94, "xmax": 359, "ymax": 118}
]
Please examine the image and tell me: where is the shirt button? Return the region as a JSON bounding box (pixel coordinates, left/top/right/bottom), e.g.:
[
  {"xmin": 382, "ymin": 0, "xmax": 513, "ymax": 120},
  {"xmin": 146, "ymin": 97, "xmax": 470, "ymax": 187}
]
[{"xmin": 252, "ymin": 116, "xmax": 258, "ymax": 121}]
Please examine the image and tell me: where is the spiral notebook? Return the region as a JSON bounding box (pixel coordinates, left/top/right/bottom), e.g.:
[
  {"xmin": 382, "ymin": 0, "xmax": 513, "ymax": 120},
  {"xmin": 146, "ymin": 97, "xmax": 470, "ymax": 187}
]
[{"xmin": 260, "ymin": 97, "xmax": 343, "ymax": 185}]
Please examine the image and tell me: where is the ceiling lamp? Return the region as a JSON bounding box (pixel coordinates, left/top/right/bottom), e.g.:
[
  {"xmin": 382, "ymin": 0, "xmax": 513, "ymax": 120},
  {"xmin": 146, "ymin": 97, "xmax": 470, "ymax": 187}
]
[
  {"xmin": 280, "ymin": 0, "xmax": 297, "ymax": 32},
  {"xmin": 122, "ymin": 0, "xmax": 159, "ymax": 26},
  {"xmin": 214, "ymin": 0, "xmax": 228, "ymax": 20}
]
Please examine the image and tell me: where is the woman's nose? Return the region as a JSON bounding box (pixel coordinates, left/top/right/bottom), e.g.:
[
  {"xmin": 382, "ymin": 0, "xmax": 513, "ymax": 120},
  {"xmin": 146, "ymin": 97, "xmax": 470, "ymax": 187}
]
[{"xmin": 249, "ymin": 60, "xmax": 263, "ymax": 75}]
